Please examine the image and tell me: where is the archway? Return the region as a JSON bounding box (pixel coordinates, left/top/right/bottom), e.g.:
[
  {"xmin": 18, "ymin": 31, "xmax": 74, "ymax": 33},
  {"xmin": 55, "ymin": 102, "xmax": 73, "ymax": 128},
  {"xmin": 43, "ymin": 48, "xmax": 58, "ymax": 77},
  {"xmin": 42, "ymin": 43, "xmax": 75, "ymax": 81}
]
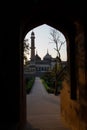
[
  {"xmin": 23, "ymin": 24, "xmax": 68, "ymax": 129},
  {"xmin": 20, "ymin": 19, "xmax": 78, "ymax": 129},
  {"xmin": 19, "ymin": 3, "xmax": 86, "ymax": 129}
]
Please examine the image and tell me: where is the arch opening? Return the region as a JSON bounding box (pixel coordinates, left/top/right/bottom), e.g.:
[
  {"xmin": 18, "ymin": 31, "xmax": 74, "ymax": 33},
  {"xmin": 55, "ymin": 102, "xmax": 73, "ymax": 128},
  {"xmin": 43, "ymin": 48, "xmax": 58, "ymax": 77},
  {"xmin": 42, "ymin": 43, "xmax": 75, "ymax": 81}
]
[
  {"xmin": 23, "ymin": 24, "xmax": 70, "ymax": 129},
  {"xmin": 20, "ymin": 19, "xmax": 86, "ymax": 130}
]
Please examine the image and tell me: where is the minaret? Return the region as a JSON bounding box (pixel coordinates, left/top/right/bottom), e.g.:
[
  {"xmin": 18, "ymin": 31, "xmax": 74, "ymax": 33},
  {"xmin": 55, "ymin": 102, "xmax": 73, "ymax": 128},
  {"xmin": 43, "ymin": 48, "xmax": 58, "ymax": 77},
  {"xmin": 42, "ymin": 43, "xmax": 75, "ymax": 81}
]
[{"xmin": 30, "ymin": 31, "xmax": 36, "ymax": 61}]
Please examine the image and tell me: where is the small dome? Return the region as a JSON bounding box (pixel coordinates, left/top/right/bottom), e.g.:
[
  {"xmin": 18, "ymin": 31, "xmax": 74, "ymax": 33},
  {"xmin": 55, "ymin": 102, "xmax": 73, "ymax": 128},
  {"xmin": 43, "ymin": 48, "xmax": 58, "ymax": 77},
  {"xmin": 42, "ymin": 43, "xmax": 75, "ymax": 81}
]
[
  {"xmin": 43, "ymin": 51, "xmax": 52, "ymax": 60},
  {"xmin": 35, "ymin": 54, "xmax": 41, "ymax": 61},
  {"xmin": 44, "ymin": 53, "xmax": 51, "ymax": 59}
]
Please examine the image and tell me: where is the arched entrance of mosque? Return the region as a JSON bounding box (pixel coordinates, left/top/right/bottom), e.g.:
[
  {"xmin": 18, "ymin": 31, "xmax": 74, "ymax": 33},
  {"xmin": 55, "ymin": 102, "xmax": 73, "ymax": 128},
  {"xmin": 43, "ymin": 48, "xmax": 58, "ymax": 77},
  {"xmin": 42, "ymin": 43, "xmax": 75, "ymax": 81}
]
[
  {"xmin": 19, "ymin": 0, "xmax": 86, "ymax": 128},
  {"xmin": 19, "ymin": 17, "xmax": 86, "ymax": 130},
  {"xmin": 23, "ymin": 24, "xmax": 68, "ymax": 129}
]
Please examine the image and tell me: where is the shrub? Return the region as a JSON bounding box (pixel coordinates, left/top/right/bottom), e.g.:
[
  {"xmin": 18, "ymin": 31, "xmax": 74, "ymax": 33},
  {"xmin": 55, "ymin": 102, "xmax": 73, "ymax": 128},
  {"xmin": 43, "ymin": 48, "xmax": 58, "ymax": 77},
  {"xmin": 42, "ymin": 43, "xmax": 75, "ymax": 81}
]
[
  {"xmin": 41, "ymin": 79, "xmax": 54, "ymax": 94},
  {"xmin": 26, "ymin": 77, "xmax": 35, "ymax": 94}
]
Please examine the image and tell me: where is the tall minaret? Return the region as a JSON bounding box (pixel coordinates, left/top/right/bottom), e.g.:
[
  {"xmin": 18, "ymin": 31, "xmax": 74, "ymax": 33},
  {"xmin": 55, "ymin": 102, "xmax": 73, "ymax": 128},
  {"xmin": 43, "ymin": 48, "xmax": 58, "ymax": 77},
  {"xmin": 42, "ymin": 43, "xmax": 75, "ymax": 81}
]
[{"xmin": 30, "ymin": 31, "xmax": 35, "ymax": 61}]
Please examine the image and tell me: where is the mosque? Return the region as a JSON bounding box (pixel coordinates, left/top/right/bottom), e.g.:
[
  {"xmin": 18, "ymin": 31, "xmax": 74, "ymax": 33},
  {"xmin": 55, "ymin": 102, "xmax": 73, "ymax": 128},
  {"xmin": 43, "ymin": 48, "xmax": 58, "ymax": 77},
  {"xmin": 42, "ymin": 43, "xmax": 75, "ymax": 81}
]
[{"xmin": 24, "ymin": 31, "xmax": 66, "ymax": 76}]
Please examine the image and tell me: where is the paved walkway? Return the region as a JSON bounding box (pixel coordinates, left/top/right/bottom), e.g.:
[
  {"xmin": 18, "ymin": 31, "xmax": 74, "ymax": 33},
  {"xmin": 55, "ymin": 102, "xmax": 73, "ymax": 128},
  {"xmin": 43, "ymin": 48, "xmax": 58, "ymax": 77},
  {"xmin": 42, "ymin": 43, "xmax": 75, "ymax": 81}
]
[{"xmin": 25, "ymin": 77, "xmax": 70, "ymax": 130}]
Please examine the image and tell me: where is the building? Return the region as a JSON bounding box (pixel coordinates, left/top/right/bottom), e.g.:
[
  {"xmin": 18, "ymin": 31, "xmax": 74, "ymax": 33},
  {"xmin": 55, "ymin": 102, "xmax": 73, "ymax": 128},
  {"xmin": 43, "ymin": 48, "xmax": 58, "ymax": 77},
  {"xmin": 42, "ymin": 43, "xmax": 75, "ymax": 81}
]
[{"xmin": 24, "ymin": 31, "xmax": 66, "ymax": 76}]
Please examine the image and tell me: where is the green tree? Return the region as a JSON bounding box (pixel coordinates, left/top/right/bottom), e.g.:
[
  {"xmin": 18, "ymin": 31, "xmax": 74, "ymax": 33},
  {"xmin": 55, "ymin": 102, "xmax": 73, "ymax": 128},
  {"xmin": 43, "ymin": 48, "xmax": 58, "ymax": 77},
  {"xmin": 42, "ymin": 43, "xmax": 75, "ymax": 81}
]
[{"xmin": 23, "ymin": 39, "xmax": 29, "ymax": 64}]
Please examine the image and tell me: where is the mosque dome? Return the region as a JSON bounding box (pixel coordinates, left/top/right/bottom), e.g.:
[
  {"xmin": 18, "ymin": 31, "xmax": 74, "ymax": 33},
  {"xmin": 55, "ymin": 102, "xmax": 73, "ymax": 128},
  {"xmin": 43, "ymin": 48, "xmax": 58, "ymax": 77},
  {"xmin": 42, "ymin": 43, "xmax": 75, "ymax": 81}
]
[
  {"xmin": 43, "ymin": 50, "xmax": 52, "ymax": 61},
  {"xmin": 35, "ymin": 53, "xmax": 41, "ymax": 61}
]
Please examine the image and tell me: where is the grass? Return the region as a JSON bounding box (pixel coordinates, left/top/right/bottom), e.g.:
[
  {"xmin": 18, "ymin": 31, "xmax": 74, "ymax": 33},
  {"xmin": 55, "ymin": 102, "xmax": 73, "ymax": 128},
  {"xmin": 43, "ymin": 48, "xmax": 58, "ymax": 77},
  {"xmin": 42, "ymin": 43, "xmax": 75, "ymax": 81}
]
[
  {"xmin": 41, "ymin": 79, "xmax": 54, "ymax": 93},
  {"xmin": 26, "ymin": 77, "xmax": 35, "ymax": 94}
]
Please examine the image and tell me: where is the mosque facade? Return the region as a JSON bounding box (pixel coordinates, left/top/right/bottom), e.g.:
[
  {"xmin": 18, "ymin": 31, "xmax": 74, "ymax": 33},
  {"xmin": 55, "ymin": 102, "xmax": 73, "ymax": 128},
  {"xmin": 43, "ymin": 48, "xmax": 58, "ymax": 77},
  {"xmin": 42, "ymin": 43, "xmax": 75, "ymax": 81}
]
[{"xmin": 24, "ymin": 31, "xmax": 66, "ymax": 76}]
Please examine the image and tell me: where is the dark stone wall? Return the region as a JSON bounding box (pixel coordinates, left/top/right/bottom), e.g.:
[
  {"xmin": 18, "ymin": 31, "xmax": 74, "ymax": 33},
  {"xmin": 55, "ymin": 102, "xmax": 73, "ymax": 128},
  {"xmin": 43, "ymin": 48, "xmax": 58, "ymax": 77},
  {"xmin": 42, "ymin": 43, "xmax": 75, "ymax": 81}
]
[
  {"xmin": 0, "ymin": 12, "xmax": 20, "ymax": 129},
  {"xmin": 61, "ymin": 21, "xmax": 87, "ymax": 130}
]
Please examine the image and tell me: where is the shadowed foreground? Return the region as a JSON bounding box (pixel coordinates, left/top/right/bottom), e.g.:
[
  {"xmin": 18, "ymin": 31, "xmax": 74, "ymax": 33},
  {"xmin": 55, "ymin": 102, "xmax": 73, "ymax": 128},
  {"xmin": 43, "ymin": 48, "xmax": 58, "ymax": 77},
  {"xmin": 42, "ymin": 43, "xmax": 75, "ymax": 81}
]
[{"xmin": 25, "ymin": 77, "xmax": 70, "ymax": 130}]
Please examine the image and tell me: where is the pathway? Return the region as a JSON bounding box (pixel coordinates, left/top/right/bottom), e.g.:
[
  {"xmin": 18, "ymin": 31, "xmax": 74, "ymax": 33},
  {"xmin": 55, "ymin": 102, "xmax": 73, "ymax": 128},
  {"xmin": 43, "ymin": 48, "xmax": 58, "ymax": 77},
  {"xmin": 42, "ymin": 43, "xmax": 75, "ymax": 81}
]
[{"xmin": 25, "ymin": 77, "xmax": 70, "ymax": 130}]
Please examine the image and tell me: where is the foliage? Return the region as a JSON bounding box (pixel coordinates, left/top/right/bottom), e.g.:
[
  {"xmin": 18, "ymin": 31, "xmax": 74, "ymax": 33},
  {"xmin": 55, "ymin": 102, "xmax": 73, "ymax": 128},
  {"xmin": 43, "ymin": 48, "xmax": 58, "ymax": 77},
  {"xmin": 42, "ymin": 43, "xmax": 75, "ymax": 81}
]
[
  {"xmin": 41, "ymin": 71, "xmax": 55, "ymax": 88},
  {"xmin": 41, "ymin": 79, "xmax": 54, "ymax": 93},
  {"xmin": 41, "ymin": 65, "xmax": 63, "ymax": 95},
  {"xmin": 25, "ymin": 77, "xmax": 35, "ymax": 94},
  {"xmin": 23, "ymin": 39, "xmax": 29, "ymax": 64}
]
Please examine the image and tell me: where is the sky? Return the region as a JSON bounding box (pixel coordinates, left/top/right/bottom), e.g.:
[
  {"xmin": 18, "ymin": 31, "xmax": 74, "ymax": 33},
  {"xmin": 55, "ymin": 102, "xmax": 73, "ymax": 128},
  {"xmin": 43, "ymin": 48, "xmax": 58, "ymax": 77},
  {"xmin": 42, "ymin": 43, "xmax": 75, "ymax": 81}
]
[{"xmin": 24, "ymin": 24, "xmax": 67, "ymax": 61}]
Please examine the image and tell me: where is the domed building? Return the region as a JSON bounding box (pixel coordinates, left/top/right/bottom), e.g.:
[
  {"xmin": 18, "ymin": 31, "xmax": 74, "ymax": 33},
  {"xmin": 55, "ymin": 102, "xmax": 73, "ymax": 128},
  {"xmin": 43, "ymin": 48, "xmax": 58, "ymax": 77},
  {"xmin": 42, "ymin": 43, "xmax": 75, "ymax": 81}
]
[
  {"xmin": 35, "ymin": 53, "xmax": 41, "ymax": 61},
  {"xmin": 24, "ymin": 31, "xmax": 66, "ymax": 76},
  {"xmin": 43, "ymin": 50, "xmax": 52, "ymax": 61}
]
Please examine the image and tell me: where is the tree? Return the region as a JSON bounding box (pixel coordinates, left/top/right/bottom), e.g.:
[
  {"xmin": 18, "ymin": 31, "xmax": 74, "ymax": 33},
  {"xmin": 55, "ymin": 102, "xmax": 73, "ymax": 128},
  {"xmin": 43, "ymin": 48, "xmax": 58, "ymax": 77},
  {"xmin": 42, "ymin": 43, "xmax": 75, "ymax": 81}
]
[
  {"xmin": 49, "ymin": 28, "xmax": 65, "ymax": 62},
  {"xmin": 49, "ymin": 28, "xmax": 66, "ymax": 95},
  {"xmin": 23, "ymin": 39, "xmax": 29, "ymax": 64}
]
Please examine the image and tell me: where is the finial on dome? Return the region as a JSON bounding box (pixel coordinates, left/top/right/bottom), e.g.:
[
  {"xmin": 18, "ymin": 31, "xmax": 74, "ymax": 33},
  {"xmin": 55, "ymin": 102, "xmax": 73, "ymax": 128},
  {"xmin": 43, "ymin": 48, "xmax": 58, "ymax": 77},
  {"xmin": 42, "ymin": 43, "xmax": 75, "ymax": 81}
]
[{"xmin": 47, "ymin": 49, "xmax": 48, "ymax": 54}]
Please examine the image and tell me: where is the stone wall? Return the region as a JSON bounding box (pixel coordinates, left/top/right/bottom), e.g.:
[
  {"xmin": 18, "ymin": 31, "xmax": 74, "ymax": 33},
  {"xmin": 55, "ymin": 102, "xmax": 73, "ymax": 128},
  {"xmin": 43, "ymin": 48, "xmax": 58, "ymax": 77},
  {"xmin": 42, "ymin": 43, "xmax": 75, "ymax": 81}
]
[
  {"xmin": 75, "ymin": 22, "xmax": 87, "ymax": 130},
  {"xmin": 61, "ymin": 80, "xmax": 80, "ymax": 130},
  {"xmin": 60, "ymin": 21, "xmax": 87, "ymax": 130}
]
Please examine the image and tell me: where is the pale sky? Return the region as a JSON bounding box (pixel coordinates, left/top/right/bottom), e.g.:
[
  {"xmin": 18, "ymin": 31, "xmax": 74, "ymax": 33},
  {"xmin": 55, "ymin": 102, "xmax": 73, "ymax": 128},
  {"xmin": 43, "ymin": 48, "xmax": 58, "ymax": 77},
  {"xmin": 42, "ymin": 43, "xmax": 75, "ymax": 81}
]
[{"xmin": 24, "ymin": 24, "xmax": 67, "ymax": 61}]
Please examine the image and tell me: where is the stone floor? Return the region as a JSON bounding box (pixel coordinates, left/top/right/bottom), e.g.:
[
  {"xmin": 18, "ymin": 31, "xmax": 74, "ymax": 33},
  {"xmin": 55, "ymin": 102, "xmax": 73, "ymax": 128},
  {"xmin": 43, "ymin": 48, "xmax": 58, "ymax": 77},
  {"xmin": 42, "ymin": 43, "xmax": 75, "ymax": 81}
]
[{"xmin": 25, "ymin": 77, "xmax": 70, "ymax": 130}]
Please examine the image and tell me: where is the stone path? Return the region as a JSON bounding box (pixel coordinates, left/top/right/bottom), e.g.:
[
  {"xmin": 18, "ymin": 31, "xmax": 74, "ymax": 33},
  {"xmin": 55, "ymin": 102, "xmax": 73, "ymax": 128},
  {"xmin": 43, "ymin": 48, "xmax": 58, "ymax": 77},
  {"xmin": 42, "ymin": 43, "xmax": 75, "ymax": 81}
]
[{"xmin": 25, "ymin": 77, "xmax": 70, "ymax": 130}]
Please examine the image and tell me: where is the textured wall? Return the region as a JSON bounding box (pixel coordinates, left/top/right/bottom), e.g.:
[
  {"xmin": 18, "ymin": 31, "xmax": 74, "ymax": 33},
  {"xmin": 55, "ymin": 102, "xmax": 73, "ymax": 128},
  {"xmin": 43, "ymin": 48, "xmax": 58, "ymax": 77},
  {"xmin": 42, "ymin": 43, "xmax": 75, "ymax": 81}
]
[{"xmin": 60, "ymin": 21, "xmax": 87, "ymax": 130}]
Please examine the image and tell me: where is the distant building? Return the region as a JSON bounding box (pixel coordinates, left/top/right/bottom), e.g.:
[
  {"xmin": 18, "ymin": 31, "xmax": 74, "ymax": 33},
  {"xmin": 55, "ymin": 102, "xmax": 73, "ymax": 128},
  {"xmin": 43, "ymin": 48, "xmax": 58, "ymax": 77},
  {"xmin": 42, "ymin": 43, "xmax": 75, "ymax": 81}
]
[{"xmin": 24, "ymin": 31, "xmax": 67, "ymax": 77}]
